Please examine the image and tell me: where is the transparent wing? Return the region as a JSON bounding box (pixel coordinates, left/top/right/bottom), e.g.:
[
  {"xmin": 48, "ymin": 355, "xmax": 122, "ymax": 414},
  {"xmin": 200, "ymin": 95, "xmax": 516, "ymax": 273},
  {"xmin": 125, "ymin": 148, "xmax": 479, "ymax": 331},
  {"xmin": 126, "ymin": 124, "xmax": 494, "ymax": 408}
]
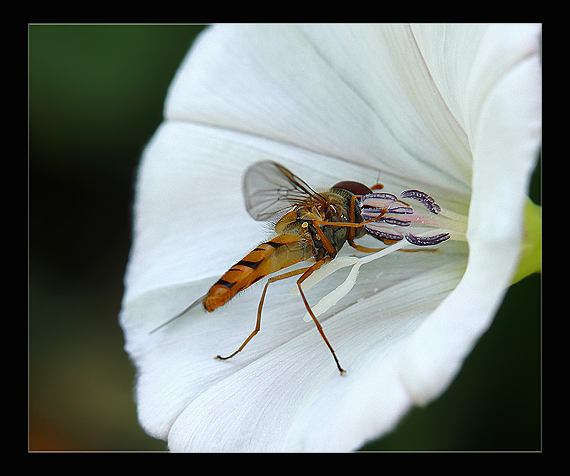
[{"xmin": 242, "ymin": 161, "xmax": 325, "ymax": 222}]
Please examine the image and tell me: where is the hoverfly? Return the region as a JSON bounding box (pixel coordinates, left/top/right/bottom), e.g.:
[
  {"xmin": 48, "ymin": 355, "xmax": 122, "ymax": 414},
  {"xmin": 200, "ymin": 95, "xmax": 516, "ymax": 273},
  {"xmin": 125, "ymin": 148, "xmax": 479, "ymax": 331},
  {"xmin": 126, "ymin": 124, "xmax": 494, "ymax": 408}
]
[{"xmin": 153, "ymin": 161, "xmax": 399, "ymax": 375}]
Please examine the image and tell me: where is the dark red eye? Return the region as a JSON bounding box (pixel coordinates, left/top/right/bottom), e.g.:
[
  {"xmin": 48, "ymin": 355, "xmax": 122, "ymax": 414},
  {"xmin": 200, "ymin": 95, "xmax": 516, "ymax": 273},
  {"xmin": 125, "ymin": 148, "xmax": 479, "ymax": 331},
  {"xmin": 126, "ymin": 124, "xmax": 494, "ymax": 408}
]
[{"xmin": 332, "ymin": 180, "xmax": 372, "ymax": 196}]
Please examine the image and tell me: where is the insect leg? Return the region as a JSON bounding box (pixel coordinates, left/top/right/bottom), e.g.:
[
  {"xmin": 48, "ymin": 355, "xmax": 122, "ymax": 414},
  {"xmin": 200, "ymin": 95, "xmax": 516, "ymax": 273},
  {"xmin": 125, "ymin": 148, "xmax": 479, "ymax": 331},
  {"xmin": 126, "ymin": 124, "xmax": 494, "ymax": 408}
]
[
  {"xmin": 312, "ymin": 201, "xmax": 384, "ymax": 254},
  {"xmin": 215, "ymin": 266, "xmax": 311, "ymax": 362},
  {"xmin": 347, "ymin": 194, "xmax": 384, "ymax": 253},
  {"xmin": 311, "ymin": 221, "xmax": 337, "ymax": 255},
  {"xmin": 296, "ymin": 258, "xmax": 346, "ymax": 375}
]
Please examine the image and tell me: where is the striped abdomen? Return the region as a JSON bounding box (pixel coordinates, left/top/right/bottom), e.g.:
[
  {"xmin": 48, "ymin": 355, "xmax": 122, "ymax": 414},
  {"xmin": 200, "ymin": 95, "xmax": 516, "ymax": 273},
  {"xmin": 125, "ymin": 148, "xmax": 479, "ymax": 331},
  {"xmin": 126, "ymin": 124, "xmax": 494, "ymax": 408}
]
[{"xmin": 202, "ymin": 234, "xmax": 312, "ymax": 312}]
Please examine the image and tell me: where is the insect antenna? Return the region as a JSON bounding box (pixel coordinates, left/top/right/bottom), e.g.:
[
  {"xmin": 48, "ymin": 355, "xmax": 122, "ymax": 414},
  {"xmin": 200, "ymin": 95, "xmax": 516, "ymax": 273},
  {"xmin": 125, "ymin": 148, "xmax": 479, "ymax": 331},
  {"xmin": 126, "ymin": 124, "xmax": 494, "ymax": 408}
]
[{"xmin": 148, "ymin": 293, "xmax": 207, "ymax": 334}]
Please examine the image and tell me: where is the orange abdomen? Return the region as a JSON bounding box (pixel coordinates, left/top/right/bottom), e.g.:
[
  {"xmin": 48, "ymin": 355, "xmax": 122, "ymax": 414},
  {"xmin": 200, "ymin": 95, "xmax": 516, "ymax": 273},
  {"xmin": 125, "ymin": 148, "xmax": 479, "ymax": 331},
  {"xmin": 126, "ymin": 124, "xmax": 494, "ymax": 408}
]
[{"xmin": 202, "ymin": 234, "xmax": 311, "ymax": 312}]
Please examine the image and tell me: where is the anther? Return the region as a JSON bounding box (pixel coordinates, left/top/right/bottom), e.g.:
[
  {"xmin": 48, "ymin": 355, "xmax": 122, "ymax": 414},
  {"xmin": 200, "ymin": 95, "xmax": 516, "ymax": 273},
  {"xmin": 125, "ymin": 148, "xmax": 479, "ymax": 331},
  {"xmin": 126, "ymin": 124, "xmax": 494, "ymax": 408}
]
[
  {"xmin": 400, "ymin": 189, "xmax": 441, "ymax": 214},
  {"xmin": 365, "ymin": 228, "xmax": 404, "ymax": 242},
  {"xmin": 405, "ymin": 232, "xmax": 450, "ymax": 246}
]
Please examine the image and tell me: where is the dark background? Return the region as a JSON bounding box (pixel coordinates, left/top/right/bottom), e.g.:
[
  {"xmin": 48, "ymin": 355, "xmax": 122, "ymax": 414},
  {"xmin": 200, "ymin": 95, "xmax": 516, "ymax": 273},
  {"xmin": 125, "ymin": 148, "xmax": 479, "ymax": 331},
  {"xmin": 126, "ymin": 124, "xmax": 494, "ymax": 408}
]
[{"xmin": 29, "ymin": 25, "xmax": 541, "ymax": 451}]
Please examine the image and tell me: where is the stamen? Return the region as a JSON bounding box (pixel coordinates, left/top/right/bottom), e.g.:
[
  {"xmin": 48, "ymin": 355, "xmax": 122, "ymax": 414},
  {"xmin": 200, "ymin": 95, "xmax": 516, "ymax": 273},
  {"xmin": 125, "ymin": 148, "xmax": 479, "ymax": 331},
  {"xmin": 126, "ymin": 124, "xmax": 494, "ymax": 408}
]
[
  {"xmin": 362, "ymin": 192, "xmax": 399, "ymax": 202},
  {"xmin": 359, "ymin": 188, "xmax": 467, "ymax": 244},
  {"xmin": 365, "ymin": 227, "xmax": 404, "ymax": 242},
  {"xmin": 400, "ymin": 189, "xmax": 441, "ymax": 214},
  {"xmin": 389, "ymin": 206, "xmax": 414, "ymax": 215},
  {"xmin": 380, "ymin": 217, "xmax": 411, "ymax": 227},
  {"xmin": 405, "ymin": 232, "xmax": 450, "ymax": 246}
]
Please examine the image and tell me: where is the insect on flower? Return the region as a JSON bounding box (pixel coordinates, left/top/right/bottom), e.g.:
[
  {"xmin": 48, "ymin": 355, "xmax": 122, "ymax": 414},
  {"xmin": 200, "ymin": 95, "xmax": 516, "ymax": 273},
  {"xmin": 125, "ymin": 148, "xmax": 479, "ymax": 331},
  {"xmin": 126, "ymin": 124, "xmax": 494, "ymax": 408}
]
[{"xmin": 151, "ymin": 161, "xmax": 451, "ymax": 375}]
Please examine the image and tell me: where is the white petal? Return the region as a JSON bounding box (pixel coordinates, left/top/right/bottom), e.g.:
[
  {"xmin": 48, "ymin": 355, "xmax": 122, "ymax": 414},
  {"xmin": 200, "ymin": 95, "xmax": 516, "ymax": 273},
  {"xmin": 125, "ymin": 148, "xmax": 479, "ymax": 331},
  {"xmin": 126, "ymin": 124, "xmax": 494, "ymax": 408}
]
[
  {"xmin": 165, "ymin": 24, "xmax": 472, "ymax": 192},
  {"xmin": 163, "ymin": 260, "xmax": 466, "ymax": 452},
  {"xmin": 282, "ymin": 260, "xmax": 466, "ymax": 452},
  {"xmin": 123, "ymin": 122, "xmax": 260, "ymax": 303},
  {"xmin": 400, "ymin": 24, "xmax": 541, "ymax": 404}
]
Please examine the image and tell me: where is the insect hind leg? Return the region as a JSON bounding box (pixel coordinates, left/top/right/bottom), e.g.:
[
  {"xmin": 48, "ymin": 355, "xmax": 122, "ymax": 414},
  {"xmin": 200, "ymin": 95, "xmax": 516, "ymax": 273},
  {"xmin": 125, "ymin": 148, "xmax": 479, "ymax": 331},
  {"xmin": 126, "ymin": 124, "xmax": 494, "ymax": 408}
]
[
  {"xmin": 215, "ymin": 266, "xmax": 310, "ymax": 362},
  {"xmin": 296, "ymin": 258, "xmax": 346, "ymax": 375},
  {"xmin": 216, "ymin": 259, "xmax": 346, "ymax": 376}
]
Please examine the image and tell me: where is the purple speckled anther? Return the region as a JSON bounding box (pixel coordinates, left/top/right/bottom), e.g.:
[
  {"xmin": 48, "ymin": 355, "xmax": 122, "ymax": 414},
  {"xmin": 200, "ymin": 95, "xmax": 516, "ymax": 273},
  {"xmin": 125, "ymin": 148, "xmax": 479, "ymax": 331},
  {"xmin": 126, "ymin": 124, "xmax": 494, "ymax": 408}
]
[
  {"xmin": 405, "ymin": 232, "xmax": 450, "ymax": 246},
  {"xmin": 400, "ymin": 189, "xmax": 441, "ymax": 214}
]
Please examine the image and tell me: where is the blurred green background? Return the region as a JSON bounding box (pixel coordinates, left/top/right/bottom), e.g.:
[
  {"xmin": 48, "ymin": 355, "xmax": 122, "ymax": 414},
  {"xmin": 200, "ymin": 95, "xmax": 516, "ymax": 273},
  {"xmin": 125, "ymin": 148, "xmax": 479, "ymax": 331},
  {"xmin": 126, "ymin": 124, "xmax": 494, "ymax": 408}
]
[{"xmin": 29, "ymin": 24, "xmax": 541, "ymax": 452}]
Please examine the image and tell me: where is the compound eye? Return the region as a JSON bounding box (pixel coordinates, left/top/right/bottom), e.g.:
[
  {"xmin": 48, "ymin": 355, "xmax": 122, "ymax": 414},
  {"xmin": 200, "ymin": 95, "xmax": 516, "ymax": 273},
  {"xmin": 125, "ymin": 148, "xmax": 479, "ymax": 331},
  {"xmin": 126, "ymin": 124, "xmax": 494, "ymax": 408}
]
[{"xmin": 332, "ymin": 180, "xmax": 372, "ymax": 196}]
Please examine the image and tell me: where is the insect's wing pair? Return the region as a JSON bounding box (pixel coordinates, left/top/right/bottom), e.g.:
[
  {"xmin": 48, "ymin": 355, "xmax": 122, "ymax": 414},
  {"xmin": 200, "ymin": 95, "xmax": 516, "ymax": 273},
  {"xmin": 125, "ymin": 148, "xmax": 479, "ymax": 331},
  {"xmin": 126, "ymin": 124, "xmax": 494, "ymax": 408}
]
[{"xmin": 242, "ymin": 161, "xmax": 325, "ymax": 222}]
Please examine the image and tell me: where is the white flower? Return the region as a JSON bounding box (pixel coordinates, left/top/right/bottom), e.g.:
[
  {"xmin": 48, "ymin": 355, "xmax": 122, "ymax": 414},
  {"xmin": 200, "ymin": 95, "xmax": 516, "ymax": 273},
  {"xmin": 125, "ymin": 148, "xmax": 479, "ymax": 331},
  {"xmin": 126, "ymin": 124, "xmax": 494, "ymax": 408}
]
[{"xmin": 120, "ymin": 24, "xmax": 541, "ymax": 451}]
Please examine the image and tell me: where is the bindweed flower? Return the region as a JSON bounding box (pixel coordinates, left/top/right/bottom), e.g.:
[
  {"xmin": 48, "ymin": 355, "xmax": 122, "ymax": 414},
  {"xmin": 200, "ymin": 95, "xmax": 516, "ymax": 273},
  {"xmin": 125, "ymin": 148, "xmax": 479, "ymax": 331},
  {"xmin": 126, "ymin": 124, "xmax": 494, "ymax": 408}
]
[{"xmin": 120, "ymin": 24, "xmax": 541, "ymax": 452}]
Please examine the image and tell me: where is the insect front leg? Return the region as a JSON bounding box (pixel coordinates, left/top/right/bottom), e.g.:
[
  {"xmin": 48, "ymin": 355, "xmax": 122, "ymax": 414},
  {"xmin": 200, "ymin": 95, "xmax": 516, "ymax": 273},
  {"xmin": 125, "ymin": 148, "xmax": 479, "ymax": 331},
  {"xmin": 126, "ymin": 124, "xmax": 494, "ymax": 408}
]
[
  {"xmin": 309, "ymin": 220, "xmax": 337, "ymax": 255},
  {"xmin": 312, "ymin": 214, "xmax": 384, "ymax": 254},
  {"xmin": 347, "ymin": 194, "xmax": 384, "ymax": 253}
]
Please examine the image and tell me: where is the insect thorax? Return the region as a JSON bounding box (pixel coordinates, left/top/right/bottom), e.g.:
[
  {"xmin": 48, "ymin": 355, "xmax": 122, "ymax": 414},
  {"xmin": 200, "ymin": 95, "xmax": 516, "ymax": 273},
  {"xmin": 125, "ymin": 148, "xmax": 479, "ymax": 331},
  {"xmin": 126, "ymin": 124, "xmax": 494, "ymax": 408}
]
[{"xmin": 305, "ymin": 189, "xmax": 361, "ymax": 259}]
